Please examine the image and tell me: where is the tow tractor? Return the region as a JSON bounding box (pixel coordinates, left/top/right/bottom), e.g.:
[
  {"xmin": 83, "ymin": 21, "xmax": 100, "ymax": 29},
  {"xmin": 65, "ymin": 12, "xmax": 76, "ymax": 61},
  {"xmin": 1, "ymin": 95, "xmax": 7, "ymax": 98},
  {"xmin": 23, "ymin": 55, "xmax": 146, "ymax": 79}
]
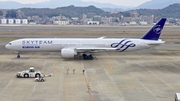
[{"xmin": 16, "ymin": 67, "xmax": 43, "ymax": 78}]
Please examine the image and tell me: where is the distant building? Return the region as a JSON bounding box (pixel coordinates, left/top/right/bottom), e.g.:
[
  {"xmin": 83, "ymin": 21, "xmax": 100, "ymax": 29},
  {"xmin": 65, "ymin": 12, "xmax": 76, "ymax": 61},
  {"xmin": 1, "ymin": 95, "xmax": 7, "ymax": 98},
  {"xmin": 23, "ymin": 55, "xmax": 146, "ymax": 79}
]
[
  {"xmin": 120, "ymin": 16, "xmax": 124, "ymax": 23},
  {"xmin": 59, "ymin": 19, "xmax": 69, "ymax": 25},
  {"xmin": 52, "ymin": 14, "xmax": 69, "ymax": 25},
  {"xmin": 82, "ymin": 13, "xmax": 87, "ymax": 20},
  {"xmin": 0, "ymin": 19, "xmax": 30, "ymax": 25},
  {"xmin": 31, "ymin": 16, "xmax": 40, "ymax": 21},
  {"xmin": 87, "ymin": 21, "xmax": 100, "ymax": 25},
  {"xmin": 8, "ymin": 19, "xmax": 14, "ymax": 24},
  {"xmin": 1, "ymin": 19, "xmax": 7, "ymax": 24},
  {"xmin": 22, "ymin": 19, "xmax": 28, "ymax": 24},
  {"xmin": 71, "ymin": 17, "xmax": 79, "ymax": 21},
  {"xmin": 53, "ymin": 19, "xmax": 69, "ymax": 25},
  {"xmin": 101, "ymin": 17, "xmax": 109, "ymax": 25},
  {"xmin": 139, "ymin": 21, "xmax": 148, "ymax": 25},
  {"xmin": 130, "ymin": 11, "xmax": 139, "ymax": 18},
  {"xmin": 139, "ymin": 16, "xmax": 153, "ymax": 24},
  {"xmin": 111, "ymin": 17, "xmax": 119, "ymax": 23},
  {"xmin": 93, "ymin": 15, "xmax": 101, "ymax": 22},
  {"xmin": 55, "ymin": 14, "xmax": 67, "ymax": 19},
  {"xmin": 53, "ymin": 20, "xmax": 59, "ymax": 25},
  {"xmin": 15, "ymin": 19, "xmax": 21, "ymax": 24},
  {"xmin": 129, "ymin": 21, "xmax": 137, "ymax": 25},
  {"xmin": 151, "ymin": 15, "xmax": 155, "ymax": 23},
  {"xmin": 123, "ymin": 17, "xmax": 134, "ymax": 23},
  {"xmin": 87, "ymin": 13, "xmax": 96, "ymax": 18}
]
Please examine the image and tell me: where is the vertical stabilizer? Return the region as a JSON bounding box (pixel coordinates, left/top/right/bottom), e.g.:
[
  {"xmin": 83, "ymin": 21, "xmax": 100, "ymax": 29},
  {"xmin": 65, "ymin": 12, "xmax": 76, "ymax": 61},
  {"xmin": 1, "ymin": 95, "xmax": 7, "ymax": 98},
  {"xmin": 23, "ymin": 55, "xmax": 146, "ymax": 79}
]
[{"xmin": 141, "ymin": 18, "xmax": 166, "ymax": 40}]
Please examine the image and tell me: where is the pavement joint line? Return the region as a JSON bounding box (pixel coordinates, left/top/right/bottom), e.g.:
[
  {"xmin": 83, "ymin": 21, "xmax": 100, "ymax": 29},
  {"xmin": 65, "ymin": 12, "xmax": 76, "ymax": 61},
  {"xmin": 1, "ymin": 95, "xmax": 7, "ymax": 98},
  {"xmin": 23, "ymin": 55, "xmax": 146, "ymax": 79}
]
[
  {"xmin": 129, "ymin": 72, "xmax": 160, "ymax": 101},
  {"xmin": 26, "ymin": 83, "xmax": 36, "ymax": 101},
  {"xmin": 0, "ymin": 79, "xmax": 13, "ymax": 96},
  {"xmin": 102, "ymin": 68, "xmax": 125, "ymax": 101},
  {"xmin": 60, "ymin": 63, "xmax": 64, "ymax": 101},
  {"xmin": 84, "ymin": 65, "xmax": 114, "ymax": 101},
  {"xmin": 146, "ymin": 68, "xmax": 176, "ymax": 91},
  {"xmin": 91, "ymin": 65, "xmax": 113, "ymax": 78},
  {"xmin": 0, "ymin": 63, "xmax": 4, "ymax": 69},
  {"xmin": 99, "ymin": 63, "xmax": 125, "ymax": 101}
]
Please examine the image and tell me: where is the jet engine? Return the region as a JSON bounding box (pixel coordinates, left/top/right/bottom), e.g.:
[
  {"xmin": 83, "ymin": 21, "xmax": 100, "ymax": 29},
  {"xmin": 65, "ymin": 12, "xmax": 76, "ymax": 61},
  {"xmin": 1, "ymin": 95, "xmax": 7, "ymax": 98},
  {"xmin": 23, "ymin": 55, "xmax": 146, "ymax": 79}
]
[{"xmin": 61, "ymin": 48, "xmax": 77, "ymax": 58}]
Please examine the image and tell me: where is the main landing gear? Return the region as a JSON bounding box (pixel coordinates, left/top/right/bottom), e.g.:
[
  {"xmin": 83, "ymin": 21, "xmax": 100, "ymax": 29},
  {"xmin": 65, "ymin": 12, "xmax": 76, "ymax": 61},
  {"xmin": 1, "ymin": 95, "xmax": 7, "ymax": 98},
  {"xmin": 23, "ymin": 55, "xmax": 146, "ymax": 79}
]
[{"xmin": 82, "ymin": 53, "xmax": 94, "ymax": 60}]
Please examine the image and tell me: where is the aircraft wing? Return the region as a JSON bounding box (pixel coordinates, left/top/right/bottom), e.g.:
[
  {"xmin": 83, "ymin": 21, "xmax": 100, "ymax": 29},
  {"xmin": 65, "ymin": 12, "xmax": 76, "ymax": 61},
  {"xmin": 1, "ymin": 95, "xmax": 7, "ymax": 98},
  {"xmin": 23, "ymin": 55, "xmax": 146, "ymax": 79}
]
[
  {"xmin": 63, "ymin": 46, "xmax": 115, "ymax": 53},
  {"xmin": 75, "ymin": 47, "xmax": 115, "ymax": 52}
]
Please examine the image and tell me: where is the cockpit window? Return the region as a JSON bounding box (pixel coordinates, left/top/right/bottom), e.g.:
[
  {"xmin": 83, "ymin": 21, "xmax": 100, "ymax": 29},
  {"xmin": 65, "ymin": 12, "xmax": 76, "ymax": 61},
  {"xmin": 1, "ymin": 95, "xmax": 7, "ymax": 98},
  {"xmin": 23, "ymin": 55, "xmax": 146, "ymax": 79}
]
[{"xmin": 9, "ymin": 43, "xmax": 12, "ymax": 45}]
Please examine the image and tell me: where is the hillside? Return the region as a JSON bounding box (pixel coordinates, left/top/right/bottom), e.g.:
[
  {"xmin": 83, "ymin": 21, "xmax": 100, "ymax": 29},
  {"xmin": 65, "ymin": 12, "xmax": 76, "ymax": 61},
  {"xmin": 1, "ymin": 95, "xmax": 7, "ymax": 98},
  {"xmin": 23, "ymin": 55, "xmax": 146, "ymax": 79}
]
[
  {"xmin": 1, "ymin": 3, "xmax": 180, "ymax": 19},
  {"xmin": 120, "ymin": 3, "xmax": 180, "ymax": 18},
  {"xmin": 136, "ymin": 0, "xmax": 180, "ymax": 9},
  {"xmin": 0, "ymin": 0, "xmax": 122, "ymax": 9},
  {"xmin": 20, "ymin": 5, "xmax": 105, "ymax": 18}
]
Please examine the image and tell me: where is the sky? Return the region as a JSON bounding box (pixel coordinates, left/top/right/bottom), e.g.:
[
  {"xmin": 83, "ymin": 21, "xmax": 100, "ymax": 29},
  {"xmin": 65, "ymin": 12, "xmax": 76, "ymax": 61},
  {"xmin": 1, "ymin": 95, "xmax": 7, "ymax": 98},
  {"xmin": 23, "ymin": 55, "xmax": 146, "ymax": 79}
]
[{"xmin": 0, "ymin": 0, "xmax": 151, "ymax": 6}]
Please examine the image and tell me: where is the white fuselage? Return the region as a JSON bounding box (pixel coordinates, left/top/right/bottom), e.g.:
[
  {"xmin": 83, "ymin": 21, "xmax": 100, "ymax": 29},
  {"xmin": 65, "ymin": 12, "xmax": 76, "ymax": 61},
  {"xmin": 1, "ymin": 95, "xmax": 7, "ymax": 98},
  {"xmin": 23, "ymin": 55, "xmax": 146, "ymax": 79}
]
[
  {"xmin": 5, "ymin": 38, "xmax": 164, "ymax": 52},
  {"xmin": 5, "ymin": 18, "xmax": 167, "ymax": 59}
]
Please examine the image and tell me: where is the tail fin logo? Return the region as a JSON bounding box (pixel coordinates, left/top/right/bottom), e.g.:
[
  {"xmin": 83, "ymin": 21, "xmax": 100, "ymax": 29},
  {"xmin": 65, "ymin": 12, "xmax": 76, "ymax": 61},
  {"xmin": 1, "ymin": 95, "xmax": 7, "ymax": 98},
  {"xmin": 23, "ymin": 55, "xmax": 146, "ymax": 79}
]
[
  {"xmin": 111, "ymin": 39, "xmax": 136, "ymax": 52},
  {"xmin": 141, "ymin": 18, "xmax": 166, "ymax": 40},
  {"xmin": 153, "ymin": 25, "xmax": 162, "ymax": 34}
]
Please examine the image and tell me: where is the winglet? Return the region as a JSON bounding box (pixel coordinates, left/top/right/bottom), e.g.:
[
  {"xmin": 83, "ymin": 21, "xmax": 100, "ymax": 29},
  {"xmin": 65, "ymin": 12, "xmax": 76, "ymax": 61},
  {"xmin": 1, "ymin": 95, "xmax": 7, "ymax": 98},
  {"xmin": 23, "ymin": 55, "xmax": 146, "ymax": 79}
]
[{"xmin": 141, "ymin": 18, "xmax": 167, "ymax": 40}]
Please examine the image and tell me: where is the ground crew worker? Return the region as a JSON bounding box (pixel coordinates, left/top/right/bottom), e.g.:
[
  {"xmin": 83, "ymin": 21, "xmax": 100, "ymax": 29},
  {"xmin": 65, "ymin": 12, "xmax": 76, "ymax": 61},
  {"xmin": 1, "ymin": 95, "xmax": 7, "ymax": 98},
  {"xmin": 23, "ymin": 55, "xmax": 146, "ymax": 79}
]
[
  {"xmin": 73, "ymin": 69, "xmax": 75, "ymax": 74},
  {"xmin": 82, "ymin": 69, "xmax": 85, "ymax": 75}
]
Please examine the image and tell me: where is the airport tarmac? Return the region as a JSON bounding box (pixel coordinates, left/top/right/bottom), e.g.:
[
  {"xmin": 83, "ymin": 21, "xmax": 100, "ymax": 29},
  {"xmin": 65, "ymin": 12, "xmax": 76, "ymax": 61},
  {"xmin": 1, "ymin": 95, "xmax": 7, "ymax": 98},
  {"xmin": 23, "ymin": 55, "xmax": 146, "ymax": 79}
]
[
  {"xmin": 0, "ymin": 25, "xmax": 180, "ymax": 101},
  {"xmin": 0, "ymin": 44, "xmax": 180, "ymax": 101}
]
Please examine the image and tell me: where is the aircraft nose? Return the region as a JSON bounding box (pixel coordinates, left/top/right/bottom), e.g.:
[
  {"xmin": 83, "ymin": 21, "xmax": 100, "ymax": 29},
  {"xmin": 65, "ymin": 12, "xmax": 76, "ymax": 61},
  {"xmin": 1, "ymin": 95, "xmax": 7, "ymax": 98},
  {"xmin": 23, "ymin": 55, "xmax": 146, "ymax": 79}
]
[{"xmin": 5, "ymin": 44, "xmax": 10, "ymax": 49}]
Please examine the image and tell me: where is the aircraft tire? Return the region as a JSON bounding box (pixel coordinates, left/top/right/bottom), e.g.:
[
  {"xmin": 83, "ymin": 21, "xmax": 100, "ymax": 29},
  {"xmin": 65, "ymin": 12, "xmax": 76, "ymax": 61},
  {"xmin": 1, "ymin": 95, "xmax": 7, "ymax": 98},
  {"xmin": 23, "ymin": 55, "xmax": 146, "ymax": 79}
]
[
  {"xmin": 17, "ymin": 55, "xmax": 20, "ymax": 58},
  {"xmin": 83, "ymin": 57, "xmax": 87, "ymax": 60},
  {"xmin": 90, "ymin": 57, "xmax": 94, "ymax": 60},
  {"xmin": 83, "ymin": 54, "xmax": 93, "ymax": 60},
  {"xmin": 88, "ymin": 55, "xmax": 93, "ymax": 60},
  {"xmin": 82, "ymin": 54, "xmax": 86, "ymax": 57},
  {"xmin": 83, "ymin": 54, "xmax": 88, "ymax": 60}
]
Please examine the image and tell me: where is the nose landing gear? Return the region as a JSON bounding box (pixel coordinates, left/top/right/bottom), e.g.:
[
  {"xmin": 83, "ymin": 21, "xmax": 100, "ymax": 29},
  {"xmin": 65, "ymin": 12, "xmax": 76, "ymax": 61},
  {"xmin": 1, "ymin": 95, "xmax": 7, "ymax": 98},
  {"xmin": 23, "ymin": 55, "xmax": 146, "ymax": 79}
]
[{"xmin": 17, "ymin": 53, "xmax": 20, "ymax": 58}]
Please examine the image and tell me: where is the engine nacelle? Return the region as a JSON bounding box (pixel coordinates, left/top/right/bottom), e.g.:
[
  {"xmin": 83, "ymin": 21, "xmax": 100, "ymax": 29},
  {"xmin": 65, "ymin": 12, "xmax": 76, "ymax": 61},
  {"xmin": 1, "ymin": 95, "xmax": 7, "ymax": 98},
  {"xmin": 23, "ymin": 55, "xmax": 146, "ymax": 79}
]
[{"xmin": 61, "ymin": 48, "xmax": 77, "ymax": 58}]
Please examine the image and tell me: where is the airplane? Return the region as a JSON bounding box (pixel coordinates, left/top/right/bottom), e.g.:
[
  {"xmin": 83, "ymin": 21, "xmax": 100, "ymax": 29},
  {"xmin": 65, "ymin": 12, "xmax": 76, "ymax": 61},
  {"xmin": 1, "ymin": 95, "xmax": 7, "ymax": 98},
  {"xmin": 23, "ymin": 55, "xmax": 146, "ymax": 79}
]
[{"xmin": 5, "ymin": 18, "xmax": 166, "ymax": 60}]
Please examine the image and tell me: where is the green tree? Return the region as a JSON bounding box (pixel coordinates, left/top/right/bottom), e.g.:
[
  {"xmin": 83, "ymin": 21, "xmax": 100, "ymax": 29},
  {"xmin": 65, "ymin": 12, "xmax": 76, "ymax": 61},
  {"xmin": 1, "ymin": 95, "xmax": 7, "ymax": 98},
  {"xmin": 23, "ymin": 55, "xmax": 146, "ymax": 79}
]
[
  {"xmin": 0, "ymin": 11, "xmax": 3, "ymax": 16},
  {"xmin": 5, "ymin": 10, "xmax": 17, "ymax": 18}
]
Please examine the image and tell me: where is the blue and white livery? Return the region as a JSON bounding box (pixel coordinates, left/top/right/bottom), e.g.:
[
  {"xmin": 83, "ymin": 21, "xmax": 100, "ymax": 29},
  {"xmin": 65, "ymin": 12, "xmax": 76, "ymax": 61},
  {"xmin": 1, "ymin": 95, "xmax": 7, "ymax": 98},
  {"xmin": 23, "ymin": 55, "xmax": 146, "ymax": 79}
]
[{"xmin": 5, "ymin": 18, "xmax": 167, "ymax": 60}]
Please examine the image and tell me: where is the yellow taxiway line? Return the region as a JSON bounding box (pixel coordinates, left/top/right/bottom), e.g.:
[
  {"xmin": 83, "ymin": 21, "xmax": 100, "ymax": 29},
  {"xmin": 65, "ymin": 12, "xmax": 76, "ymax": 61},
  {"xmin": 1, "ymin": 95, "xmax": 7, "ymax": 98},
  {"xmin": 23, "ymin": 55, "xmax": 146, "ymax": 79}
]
[{"xmin": 52, "ymin": 61, "xmax": 114, "ymax": 101}]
